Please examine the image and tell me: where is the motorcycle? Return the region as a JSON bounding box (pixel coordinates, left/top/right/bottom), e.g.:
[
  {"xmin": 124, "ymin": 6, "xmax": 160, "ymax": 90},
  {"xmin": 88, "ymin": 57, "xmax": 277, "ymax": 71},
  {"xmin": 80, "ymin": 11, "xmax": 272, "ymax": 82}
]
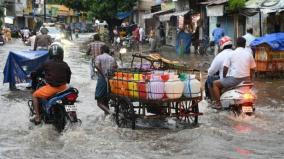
[
  {"xmin": 28, "ymin": 74, "xmax": 81, "ymax": 132},
  {"xmin": 220, "ymin": 81, "xmax": 256, "ymax": 116},
  {"xmin": 0, "ymin": 34, "xmax": 5, "ymax": 46}
]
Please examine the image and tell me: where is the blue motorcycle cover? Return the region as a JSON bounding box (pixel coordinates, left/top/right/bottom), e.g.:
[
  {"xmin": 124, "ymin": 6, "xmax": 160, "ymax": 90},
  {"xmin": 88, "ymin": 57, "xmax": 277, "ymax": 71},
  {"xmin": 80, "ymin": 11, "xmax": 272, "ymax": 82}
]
[{"xmin": 3, "ymin": 50, "xmax": 49, "ymax": 84}]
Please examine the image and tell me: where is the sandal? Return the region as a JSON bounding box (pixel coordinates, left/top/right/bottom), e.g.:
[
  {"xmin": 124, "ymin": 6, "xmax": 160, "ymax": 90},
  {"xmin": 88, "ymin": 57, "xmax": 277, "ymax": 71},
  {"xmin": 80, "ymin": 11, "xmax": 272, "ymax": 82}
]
[
  {"xmin": 209, "ymin": 101, "xmax": 222, "ymax": 110},
  {"xmin": 30, "ymin": 116, "xmax": 42, "ymax": 125}
]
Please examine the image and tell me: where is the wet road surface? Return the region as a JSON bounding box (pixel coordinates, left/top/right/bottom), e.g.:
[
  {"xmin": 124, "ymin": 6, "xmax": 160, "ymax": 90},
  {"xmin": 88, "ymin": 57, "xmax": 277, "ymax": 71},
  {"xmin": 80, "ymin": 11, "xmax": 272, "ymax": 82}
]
[{"xmin": 0, "ymin": 35, "xmax": 284, "ymax": 159}]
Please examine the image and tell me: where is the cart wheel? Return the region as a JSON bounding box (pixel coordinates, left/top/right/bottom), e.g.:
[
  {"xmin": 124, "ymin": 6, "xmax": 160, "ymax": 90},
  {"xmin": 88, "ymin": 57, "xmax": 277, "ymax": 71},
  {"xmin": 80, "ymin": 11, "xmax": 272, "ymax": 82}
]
[
  {"xmin": 177, "ymin": 100, "xmax": 199, "ymax": 126},
  {"xmin": 115, "ymin": 97, "xmax": 136, "ymax": 129}
]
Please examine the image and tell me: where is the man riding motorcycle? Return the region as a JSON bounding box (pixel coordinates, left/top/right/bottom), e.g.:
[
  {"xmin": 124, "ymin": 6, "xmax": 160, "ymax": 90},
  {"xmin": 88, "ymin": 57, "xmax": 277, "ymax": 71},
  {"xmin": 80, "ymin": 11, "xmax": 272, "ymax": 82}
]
[
  {"xmin": 212, "ymin": 37, "xmax": 256, "ymax": 109},
  {"xmin": 206, "ymin": 36, "xmax": 234, "ymax": 101},
  {"xmin": 34, "ymin": 27, "xmax": 52, "ymax": 51},
  {"xmin": 31, "ymin": 44, "xmax": 71, "ymax": 124}
]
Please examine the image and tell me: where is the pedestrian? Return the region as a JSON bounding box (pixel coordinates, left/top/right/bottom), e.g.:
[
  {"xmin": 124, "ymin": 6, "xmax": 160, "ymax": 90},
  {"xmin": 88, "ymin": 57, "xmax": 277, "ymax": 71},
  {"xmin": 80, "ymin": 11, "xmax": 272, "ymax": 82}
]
[
  {"xmin": 34, "ymin": 27, "xmax": 52, "ymax": 51},
  {"xmin": 139, "ymin": 26, "xmax": 145, "ymax": 43},
  {"xmin": 192, "ymin": 24, "xmax": 200, "ymax": 55},
  {"xmin": 149, "ymin": 29, "xmax": 157, "ymax": 53},
  {"xmin": 86, "ymin": 34, "xmax": 106, "ymax": 79},
  {"xmin": 132, "ymin": 25, "xmax": 140, "ymax": 49},
  {"xmin": 27, "ymin": 31, "xmax": 37, "ymax": 50},
  {"xmin": 67, "ymin": 24, "xmax": 73, "ymax": 40},
  {"xmin": 243, "ymin": 28, "xmax": 256, "ymax": 47},
  {"xmin": 243, "ymin": 28, "xmax": 256, "ymax": 55},
  {"xmin": 176, "ymin": 25, "xmax": 192, "ymax": 56},
  {"xmin": 4, "ymin": 28, "xmax": 12, "ymax": 42},
  {"xmin": 157, "ymin": 22, "xmax": 165, "ymax": 46},
  {"xmin": 95, "ymin": 45, "xmax": 117, "ymax": 115},
  {"xmin": 212, "ymin": 23, "xmax": 225, "ymax": 56}
]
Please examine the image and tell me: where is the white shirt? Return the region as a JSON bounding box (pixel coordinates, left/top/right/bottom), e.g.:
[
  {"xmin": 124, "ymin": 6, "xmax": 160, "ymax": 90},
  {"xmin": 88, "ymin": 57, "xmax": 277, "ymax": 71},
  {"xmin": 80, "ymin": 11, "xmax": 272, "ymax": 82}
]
[
  {"xmin": 208, "ymin": 49, "xmax": 234, "ymax": 79},
  {"xmin": 139, "ymin": 28, "xmax": 144, "ymax": 42},
  {"xmin": 243, "ymin": 33, "xmax": 256, "ymax": 47},
  {"xmin": 30, "ymin": 35, "xmax": 36, "ymax": 50},
  {"xmin": 223, "ymin": 47, "xmax": 256, "ymax": 78}
]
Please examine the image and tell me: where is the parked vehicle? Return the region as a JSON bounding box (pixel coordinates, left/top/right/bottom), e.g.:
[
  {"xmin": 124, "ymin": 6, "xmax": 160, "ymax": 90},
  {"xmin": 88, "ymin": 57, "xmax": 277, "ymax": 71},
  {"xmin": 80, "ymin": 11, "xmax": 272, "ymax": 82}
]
[{"xmin": 0, "ymin": 34, "xmax": 5, "ymax": 46}]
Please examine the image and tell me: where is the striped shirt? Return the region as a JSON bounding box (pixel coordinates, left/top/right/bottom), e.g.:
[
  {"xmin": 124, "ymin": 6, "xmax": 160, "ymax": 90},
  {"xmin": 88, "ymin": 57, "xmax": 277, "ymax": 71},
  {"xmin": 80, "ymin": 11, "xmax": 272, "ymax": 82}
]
[{"xmin": 87, "ymin": 41, "xmax": 105, "ymax": 59}]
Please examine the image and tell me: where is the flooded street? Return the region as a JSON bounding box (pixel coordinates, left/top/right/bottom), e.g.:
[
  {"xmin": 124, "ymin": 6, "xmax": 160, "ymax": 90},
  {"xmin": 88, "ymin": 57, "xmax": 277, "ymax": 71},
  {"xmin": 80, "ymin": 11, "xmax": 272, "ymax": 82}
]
[{"xmin": 0, "ymin": 34, "xmax": 284, "ymax": 159}]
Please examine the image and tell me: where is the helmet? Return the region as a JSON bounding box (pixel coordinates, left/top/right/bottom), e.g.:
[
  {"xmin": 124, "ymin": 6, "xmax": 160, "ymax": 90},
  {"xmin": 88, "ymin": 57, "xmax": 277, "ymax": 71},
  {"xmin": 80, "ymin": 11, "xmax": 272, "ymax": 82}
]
[
  {"xmin": 219, "ymin": 36, "xmax": 233, "ymax": 50},
  {"xmin": 48, "ymin": 43, "xmax": 64, "ymax": 61},
  {"xmin": 40, "ymin": 27, "xmax": 48, "ymax": 34}
]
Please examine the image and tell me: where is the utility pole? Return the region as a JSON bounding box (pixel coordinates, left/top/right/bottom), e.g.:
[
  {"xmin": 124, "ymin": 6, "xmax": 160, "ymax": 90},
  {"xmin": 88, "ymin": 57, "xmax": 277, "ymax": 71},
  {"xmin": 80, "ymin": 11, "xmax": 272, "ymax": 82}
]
[{"xmin": 43, "ymin": 0, "xmax": 46, "ymax": 22}]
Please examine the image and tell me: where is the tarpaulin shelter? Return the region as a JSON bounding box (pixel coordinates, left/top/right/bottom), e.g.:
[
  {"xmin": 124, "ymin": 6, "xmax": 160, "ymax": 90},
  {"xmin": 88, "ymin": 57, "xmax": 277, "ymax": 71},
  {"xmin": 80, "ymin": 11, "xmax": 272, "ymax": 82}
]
[
  {"xmin": 3, "ymin": 50, "xmax": 49, "ymax": 86},
  {"xmin": 251, "ymin": 33, "xmax": 284, "ymax": 51},
  {"xmin": 250, "ymin": 33, "xmax": 284, "ymax": 73}
]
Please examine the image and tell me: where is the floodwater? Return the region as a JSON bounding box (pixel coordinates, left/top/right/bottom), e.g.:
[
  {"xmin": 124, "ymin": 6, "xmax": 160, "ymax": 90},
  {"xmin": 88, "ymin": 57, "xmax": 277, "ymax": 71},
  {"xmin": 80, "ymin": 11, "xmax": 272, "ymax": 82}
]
[{"xmin": 0, "ymin": 34, "xmax": 283, "ymax": 159}]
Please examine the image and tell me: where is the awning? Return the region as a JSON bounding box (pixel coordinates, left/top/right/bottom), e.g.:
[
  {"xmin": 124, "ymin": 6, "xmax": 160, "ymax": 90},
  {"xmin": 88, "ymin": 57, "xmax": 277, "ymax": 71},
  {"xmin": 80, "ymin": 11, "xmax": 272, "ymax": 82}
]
[
  {"xmin": 207, "ymin": 5, "xmax": 224, "ymax": 16},
  {"xmin": 117, "ymin": 12, "xmax": 132, "ymax": 20},
  {"xmin": 4, "ymin": 16, "xmax": 14, "ymax": 24},
  {"xmin": 245, "ymin": 0, "xmax": 284, "ymax": 14},
  {"xmin": 159, "ymin": 10, "xmax": 189, "ymax": 21},
  {"xmin": 142, "ymin": 9, "xmax": 175, "ymax": 19},
  {"xmin": 200, "ymin": 0, "xmax": 228, "ymax": 6}
]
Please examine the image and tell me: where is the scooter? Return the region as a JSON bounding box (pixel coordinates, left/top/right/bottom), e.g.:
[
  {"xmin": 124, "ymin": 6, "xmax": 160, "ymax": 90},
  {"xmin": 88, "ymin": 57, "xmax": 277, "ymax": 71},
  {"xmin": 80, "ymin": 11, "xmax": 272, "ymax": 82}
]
[{"xmin": 220, "ymin": 81, "xmax": 256, "ymax": 116}]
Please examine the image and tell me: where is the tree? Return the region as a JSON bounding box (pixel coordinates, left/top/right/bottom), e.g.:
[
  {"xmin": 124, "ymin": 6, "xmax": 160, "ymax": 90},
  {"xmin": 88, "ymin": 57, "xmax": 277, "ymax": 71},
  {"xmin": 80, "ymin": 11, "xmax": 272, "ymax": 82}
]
[
  {"xmin": 88, "ymin": 0, "xmax": 138, "ymax": 41},
  {"xmin": 228, "ymin": 0, "xmax": 246, "ymax": 11},
  {"xmin": 48, "ymin": 0, "xmax": 90, "ymax": 11},
  {"xmin": 0, "ymin": 7, "xmax": 3, "ymax": 27}
]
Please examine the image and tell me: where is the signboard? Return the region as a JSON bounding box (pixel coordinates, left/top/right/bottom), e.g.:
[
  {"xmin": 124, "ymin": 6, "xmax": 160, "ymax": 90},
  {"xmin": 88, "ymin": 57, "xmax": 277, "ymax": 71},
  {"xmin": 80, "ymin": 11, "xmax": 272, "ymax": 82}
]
[
  {"xmin": 207, "ymin": 5, "xmax": 224, "ymax": 16},
  {"xmin": 15, "ymin": 3, "xmax": 24, "ymax": 16},
  {"xmin": 161, "ymin": 1, "xmax": 175, "ymax": 11}
]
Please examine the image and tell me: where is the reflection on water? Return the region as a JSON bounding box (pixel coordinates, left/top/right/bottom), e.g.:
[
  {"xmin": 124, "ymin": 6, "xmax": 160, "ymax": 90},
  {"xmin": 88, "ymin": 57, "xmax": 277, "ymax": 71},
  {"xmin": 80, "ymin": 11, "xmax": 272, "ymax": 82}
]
[{"xmin": 0, "ymin": 35, "xmax": 284, "ymax": 158}]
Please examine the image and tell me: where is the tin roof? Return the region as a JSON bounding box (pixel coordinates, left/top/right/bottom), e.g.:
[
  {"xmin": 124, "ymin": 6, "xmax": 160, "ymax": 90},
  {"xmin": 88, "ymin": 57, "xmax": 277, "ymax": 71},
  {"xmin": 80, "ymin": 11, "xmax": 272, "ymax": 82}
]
[{"xmin": 200, "ymin": 0, "xmax": 228, "ymax": 6}]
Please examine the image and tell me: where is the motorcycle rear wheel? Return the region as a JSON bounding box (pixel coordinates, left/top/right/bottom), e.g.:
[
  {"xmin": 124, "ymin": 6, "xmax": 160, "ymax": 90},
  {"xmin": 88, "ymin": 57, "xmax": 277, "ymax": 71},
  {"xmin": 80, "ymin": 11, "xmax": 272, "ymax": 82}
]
[{"xmin": 52, "ymin": 105, "xmax": 67, "ymax": 133}]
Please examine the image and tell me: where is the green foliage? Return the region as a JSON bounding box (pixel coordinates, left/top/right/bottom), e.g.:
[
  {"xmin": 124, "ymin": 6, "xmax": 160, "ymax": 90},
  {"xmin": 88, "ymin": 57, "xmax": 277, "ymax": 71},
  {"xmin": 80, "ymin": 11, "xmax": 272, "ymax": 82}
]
[
  {"xmin": 48, "ymin": 0, "xmax": 90, "ymax": 11},
  {"xmin": 88, "ymin": 0, "xmax": 138, "ymax": 20},
  {"xmin": 0, "ymin": 7, "xmax": 3, "ymax": 26},
  {"xmin": 48, "ymin": 0, "xmax": 138, "ymax": 20},
  {"xmin": 228, "ymin": 0, "xmax": 246, "ymax": 11},
  {"xmin": 0, "ymin": 7, "xmax": 3, "ymax": 17}
]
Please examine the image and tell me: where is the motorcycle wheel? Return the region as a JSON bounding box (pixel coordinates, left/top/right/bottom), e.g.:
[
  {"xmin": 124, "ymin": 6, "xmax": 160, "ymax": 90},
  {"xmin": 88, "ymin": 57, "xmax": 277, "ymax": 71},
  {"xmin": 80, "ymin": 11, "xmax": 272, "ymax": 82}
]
[{"xmin": 52, "ymin": 104, "xmax": 67, "ymax": 133}]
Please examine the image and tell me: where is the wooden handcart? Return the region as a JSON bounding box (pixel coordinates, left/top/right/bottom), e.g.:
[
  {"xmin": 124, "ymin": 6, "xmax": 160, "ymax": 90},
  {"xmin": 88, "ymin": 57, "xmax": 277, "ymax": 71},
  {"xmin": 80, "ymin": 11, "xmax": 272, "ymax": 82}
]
[{"xmin": 107, "ymin": 54, "xmax": 203, "ymax": 129}]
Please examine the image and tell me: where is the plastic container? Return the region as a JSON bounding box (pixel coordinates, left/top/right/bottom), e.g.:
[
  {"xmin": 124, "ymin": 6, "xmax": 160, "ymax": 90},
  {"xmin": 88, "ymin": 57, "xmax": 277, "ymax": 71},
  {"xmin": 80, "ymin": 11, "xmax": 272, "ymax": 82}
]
[
  {"xmin": 165, "ymin": 75, "xmax": 184, "ymax": 99},
  {"xmin": 138, "ymin": 81, "xmax": 147, "ymax": 99},
  {"xmin": 148, "ymin": 75, "xmax": 164, "ymax": 100},
  {"xmin": 183, "ymin": 74, "xmax": 201, "ymax": 98}
]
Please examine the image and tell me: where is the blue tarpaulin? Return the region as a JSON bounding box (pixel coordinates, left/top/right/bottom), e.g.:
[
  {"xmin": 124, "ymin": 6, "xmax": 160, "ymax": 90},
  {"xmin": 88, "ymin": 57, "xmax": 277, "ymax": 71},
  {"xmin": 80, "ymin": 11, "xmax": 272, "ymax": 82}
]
[
  {"xmin": 250, "ymin": 33, "xmax": 284, "ymax": 51},
  {"xmin": 3, "ymin": 50, "xmax": 49, "ymax": 85},
  {"xmin": 116, "ymin": 12, "xmax": 132, "ymax": 20}
]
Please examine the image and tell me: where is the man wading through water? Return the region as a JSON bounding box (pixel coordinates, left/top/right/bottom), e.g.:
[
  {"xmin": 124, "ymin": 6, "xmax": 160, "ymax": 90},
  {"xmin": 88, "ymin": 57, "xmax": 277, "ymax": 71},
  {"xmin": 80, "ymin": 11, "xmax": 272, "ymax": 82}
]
[{"xmin": 95, "ymin": 45, "xmax": 117, "ymax": 115}]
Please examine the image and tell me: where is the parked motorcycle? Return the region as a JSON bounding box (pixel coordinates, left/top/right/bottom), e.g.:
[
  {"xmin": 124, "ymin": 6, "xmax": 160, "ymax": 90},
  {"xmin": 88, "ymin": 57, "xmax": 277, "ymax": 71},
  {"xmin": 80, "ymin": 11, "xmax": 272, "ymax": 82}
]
[
  {"xmin": 0, "ymin": 34, "xmax": 5, "ymax": 46},
  {"xmin": 28, "ymin": 74, "xmax": 81, "ymax": 132},
  {"xmin": 220, "ymin": 81, "xmax": 256, "ymax": 116}
]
